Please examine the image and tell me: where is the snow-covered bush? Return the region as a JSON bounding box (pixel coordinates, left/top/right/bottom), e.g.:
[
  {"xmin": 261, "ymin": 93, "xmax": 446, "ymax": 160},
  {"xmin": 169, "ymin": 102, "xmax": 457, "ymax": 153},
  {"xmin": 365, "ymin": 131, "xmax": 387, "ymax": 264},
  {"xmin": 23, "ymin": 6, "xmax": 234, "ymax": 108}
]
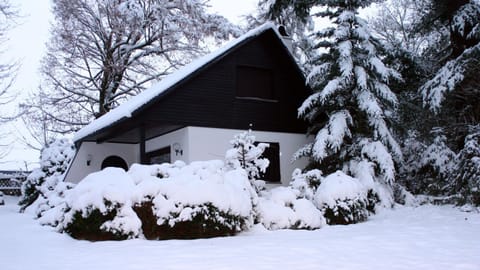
[
  {"xmin": 451, "ymin": 127, "xmax": 480, "ymax": 206},
  {"xmin": 226, "ymin": 129, "xmax": 269, "ymax": 192},
  {"xmin": 290, "ymin": 168, "xmax": 322, "ymax": 201},
  {"xmin": 416, "ymin": 132, "xmax": 456, "ymax": 196},
  {"xmin": 56, "ymin": 161, "xmax": 255, "ymax": 241},
  {"xmin": 0, "ymin": 191, "xmax": 4, "ymax": 206},
  {"xmin": 314, "ymin": 171, "xmax": 378, "ymax": 225},
  {"xmin": 256, "ymin": 186, "xmax": 325, "ymax": 230},
  {"xmin": 19, "ymin": 138, "xmax": 75, "ymax": 212},
  {"xmin": 61, "ymin": 168, "xmax": 142, "ymax": 240},
  {"xmin": 131, "ymin": 162, "xmax": 255, "ymax": 240}
]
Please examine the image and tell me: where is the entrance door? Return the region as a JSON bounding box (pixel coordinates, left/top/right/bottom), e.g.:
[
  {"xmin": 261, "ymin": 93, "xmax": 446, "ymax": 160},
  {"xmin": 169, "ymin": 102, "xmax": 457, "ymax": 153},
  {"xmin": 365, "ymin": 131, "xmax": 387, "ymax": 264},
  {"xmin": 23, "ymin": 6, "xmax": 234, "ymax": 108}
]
[{"xmin": 257, "ymin": 142, "xmax": 280, "ymax": 183}]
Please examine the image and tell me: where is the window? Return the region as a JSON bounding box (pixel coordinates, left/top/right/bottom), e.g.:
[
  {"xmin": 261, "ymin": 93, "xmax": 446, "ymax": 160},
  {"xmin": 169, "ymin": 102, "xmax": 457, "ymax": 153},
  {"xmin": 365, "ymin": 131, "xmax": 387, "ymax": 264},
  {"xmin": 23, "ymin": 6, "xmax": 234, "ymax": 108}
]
[
  {"xmin": 236, "ymin": 66, "xmax": 275, "ymax": 100},
  {"xmin": 257, "ymin": 142, "xmax": 280, "ymax": 183},
  {"xmin": 146, "ymin": 146, "xmax": 171, "ymax": 164},
  {"xmin": 101, "ymin": 156, "xmax": 128, "ymax": 171}
]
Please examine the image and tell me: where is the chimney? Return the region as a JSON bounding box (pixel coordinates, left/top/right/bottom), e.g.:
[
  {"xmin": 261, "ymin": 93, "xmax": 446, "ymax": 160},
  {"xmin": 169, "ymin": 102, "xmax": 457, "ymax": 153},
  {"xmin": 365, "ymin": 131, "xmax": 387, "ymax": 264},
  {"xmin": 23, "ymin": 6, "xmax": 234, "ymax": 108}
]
[{"xmin": 278, "ymin": 25, "xmax": 293, "ymax": 52}]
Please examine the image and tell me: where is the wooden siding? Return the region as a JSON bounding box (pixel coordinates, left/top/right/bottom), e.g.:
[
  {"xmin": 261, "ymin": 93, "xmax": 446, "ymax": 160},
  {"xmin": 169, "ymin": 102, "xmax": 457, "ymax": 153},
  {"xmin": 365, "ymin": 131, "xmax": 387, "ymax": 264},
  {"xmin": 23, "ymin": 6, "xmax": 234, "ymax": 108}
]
[
  {"xmin": 82, "ymin": 29, "xmax": 309, "ymax": 144},
  {"xmin": 138, "ymin": 30, "xmax": 309, "ymax": 134}
]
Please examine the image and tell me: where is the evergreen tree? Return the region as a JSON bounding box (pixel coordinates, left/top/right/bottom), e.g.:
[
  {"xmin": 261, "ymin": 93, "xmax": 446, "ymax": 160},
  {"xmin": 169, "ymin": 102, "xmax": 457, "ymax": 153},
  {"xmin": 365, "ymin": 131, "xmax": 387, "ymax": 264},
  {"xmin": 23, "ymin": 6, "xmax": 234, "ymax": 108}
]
[
  {"xmin": 419, "ymin": 0, "xmax": 480, "ymax": 150},
  {"xmin": 451, "ymin": 125, "xmax": 480, "ymax": 206},
  {"xmin": 19, "ymin": 138, "xmax": 75, "ymax": 212},
  {"xmin": 269, "ymin": 1, "xmax": 402, "ymax": 204}
]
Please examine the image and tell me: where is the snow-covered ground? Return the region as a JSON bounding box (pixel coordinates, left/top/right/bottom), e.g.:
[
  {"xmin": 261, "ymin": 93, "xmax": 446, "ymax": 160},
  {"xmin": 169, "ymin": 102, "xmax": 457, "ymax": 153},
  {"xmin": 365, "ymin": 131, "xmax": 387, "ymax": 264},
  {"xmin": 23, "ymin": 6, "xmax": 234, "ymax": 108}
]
[{"xmin": 1, "ymin": 195, "xmax": 479, "ymax": 270}]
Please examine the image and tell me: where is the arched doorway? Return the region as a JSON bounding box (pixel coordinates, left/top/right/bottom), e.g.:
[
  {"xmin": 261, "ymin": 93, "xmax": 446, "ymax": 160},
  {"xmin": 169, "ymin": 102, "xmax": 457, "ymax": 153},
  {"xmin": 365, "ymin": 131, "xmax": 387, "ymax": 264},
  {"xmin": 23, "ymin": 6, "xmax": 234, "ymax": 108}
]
[{"xmin": 101, "ymin": 155, "xmax": 128, "ymax": 171}]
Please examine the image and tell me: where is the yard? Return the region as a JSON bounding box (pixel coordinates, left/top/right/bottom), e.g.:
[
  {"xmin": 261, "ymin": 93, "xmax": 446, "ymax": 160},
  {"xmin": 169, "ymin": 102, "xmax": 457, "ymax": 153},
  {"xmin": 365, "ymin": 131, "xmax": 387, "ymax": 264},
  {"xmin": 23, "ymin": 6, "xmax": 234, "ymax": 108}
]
[{"xmin": 1, "ymin": 195, "xmax": 479, "ymax": 270}]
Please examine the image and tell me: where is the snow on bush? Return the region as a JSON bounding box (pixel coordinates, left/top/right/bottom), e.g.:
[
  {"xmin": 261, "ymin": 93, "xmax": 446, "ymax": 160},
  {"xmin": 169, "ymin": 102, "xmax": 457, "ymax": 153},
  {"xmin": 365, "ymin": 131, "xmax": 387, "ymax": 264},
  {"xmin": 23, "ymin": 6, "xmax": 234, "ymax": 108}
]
[
  {"xmin": 0, "ymin": 191, "xmax": 4, "ymax": 206},
  {"xmin": 225, "ymin": 129, "xmax": 269, "ymax": 192},
  {"xmin": 19, "ymin": 138, "xmax": 75, "ymax": 213},
  {"xmin": 61, "ymin": 168, "xmax": 142, "ymax": 240},
  {"xmin": 314, "ymin": 171, "xmax": 378, "ymax": 225},
  {"xmin": 256, "ymin": 186, "xmax": 325, "ymax": 230},
  {"xmin": 451, "ymin": 127, "xmax": 480, "ymax": 206},
  {"xmin": 290, "ymin": 168, "xmax": 322, "ymax": 201},
  {"xmin": 132, "ymin": 161, "xmax": 255, "ymax": 240},
  {"xmin": 417, "ymin": 133, "xmax": 456, "ymax": 196},
  {"xmin": 55, "ymin": 161, "xmax": 256, "ymax": 240}
]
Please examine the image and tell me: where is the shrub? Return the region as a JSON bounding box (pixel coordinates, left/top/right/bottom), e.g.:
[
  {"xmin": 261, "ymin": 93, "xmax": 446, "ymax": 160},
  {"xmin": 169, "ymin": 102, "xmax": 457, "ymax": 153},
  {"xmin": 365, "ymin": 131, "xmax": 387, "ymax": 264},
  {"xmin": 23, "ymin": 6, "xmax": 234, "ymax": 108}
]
[
  {"xmin": 0, "ymin": 191, "xmax": 4, "ymax": 206},
  {"xmin": 134, "ymin": 200, "xmax": 247, "ymax": 240},
  {"xmin": 132, "ymin": 163, "xmax": 255, "ymax": 239},
  {"xmin": 56, "ymin": 162, "xmax": 254, "ymax": 241},
  {"xmin": 290, "ymin": 168, "xmax": 322, "ymax": 200},
  {"xmin": 256, "ymin": 186, "xmax": 325, "ymax": 230},
  {"xmin": 314, "ymin": 171, "xmax": 378, "ymax": 225},
  {"xmin": 59, "ymin": 168, "xmax": 142, "ymax": 241},
  {"xmin": 64, "ymin": 201, "xmax": 131, "ymax": 241}
]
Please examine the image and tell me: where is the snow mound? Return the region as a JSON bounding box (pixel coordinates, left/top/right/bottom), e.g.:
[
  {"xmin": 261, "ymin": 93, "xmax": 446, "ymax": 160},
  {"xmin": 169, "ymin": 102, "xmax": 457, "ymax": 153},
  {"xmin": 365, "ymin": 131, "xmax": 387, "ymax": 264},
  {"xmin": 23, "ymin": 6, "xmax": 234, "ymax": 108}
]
[
  {"xmin": 257, "ymin": 186, "xmax": 325, "ymax": 230},
  {"xmin": 314, "ymin": 171, "xmax": 377, "ymax": 224},
  {"xmin": 315, "ymin": 171, "xmax": 367, "ymax": 207}
]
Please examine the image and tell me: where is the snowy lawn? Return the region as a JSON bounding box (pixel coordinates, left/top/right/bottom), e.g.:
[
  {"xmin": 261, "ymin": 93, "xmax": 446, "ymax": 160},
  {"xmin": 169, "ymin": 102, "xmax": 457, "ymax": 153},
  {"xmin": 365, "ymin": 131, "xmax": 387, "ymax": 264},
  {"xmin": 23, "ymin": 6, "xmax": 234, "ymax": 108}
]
[{"xmin": 1, "ymin": 195, "xmax": 479, "ymax": 270}]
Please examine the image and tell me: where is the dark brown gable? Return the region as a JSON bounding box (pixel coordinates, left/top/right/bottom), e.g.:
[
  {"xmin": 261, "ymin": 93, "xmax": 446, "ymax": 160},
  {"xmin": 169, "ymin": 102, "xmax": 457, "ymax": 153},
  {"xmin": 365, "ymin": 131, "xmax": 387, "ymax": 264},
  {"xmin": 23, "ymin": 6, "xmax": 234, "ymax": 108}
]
[
  {"xmin": 138, "ymin": 30, "xmax": 309, "ymax": 136},
  {"xmin": 81, "ymin": 29, "xmax": 310, "ymax": 144}
]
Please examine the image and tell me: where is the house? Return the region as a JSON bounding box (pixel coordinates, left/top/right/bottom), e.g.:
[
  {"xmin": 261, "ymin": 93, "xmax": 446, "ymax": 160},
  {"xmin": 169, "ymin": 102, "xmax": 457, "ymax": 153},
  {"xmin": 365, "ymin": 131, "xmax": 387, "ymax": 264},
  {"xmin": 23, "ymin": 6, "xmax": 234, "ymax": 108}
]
[{"xmin": 64, "ymin": 23, "xmax": 312, "ymax": 185}]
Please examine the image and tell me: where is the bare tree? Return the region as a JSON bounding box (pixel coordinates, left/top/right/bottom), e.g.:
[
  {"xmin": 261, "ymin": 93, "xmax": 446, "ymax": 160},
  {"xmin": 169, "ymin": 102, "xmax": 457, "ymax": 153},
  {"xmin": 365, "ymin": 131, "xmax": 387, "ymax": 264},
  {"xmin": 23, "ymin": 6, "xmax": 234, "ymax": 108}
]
[
  {"xmin": 369, "ymin": 0, "xmax": 433, "ymax": 56},
  {"xmin": 0, "ymin": 0, "xmax": 19, "ymax": 159},
  {"xmin": 24, "ymin": 0, "xmax": 241, "ymax": 133},
  {"xmin": 0, "ymin": 0, "xmax": 18, "ymax": 109}
]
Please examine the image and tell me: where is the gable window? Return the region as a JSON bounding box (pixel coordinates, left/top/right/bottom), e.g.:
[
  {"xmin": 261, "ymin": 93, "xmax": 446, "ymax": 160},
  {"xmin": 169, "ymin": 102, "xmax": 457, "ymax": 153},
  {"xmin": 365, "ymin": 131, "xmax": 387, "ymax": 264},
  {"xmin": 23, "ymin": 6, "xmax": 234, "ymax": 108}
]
[
  {"xmin": 146, "ymin": 146, "xmax": 171, "ymax": 164},
  {"xmin": 236, "ymin": 66, "xmax": 275, "ymax": 101},
  {"xmin": 257, "ymin": 142, "xmax": 280, "ymax": 183}
]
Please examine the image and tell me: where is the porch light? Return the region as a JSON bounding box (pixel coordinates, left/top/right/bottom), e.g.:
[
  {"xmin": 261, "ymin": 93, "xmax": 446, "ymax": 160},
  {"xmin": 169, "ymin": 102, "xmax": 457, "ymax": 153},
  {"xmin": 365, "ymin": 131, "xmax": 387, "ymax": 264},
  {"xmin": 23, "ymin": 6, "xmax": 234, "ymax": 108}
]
[
  {"xmin": 173, "ymin": 143, "xmax": 183, "ymax": 156},
  {"xmin": 86, "ymin": 154, "xmax": 93, "ymax": 166}
]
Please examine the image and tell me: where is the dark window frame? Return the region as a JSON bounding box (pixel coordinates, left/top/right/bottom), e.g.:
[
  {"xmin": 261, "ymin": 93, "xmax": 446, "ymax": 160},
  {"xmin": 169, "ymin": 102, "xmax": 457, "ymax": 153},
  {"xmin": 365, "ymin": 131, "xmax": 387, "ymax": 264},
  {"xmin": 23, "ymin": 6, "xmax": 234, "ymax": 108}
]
[
  {"xmin": 236, "ymin": 65, "xmax": 277, "ymax": 102},
  {"xmin": 146, "ymin": 146, "xmax": 171, "ymax": 165}
]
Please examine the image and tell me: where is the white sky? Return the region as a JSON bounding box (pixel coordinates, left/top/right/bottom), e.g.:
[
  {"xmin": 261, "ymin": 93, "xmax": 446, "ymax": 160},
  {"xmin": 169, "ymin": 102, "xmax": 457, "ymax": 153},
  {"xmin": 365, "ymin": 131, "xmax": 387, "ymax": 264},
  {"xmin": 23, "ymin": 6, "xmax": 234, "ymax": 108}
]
[{"xmin": 0, "ymin": 0, "xmax": 259, "ymax": 171}]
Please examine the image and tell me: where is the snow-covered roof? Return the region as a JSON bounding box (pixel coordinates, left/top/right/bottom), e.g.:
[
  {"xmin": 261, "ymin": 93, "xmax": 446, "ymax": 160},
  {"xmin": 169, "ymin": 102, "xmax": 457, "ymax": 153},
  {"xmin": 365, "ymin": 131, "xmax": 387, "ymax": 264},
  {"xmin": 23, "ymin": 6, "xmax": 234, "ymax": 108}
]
[{"xmin": 74, "ymin": 23, "xmax": 292, "ymax": 143}]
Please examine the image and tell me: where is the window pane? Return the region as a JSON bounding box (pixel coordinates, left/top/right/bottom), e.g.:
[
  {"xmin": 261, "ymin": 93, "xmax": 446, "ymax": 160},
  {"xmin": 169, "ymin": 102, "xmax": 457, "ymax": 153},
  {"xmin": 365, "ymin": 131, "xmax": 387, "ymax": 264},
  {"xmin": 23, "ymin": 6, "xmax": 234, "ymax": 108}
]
[{"xmin": 236, "ymin": 66, "xmax": 274, "ymax": 100}]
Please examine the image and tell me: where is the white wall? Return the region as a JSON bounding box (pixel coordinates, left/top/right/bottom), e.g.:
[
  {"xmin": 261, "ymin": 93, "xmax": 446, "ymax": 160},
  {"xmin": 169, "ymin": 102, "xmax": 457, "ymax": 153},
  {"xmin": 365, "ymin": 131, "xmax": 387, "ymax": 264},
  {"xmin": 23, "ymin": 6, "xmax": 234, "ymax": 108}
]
[
  {"xmin": 145, "ymin": 127, "xmax": 190, "ymax": 163},
  {"xmin": 65, "ymin": 127, "xmax": 312, "ymax": 185},
  {"xmin": 187, "ymin": 127, "xmax": 311, "ymax": 185},
  {"xmin": 64, "ymin": 142, "xmax": 137, "ymax": 184}
]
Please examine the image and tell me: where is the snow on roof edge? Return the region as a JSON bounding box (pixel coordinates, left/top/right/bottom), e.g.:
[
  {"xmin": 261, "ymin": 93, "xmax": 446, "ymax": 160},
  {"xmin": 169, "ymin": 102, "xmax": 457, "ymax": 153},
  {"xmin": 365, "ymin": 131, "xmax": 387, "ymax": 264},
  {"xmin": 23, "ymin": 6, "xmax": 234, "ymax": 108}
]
[{"xmin": 73, "ymin": 22, "xmax": 288, "ymax": 143}]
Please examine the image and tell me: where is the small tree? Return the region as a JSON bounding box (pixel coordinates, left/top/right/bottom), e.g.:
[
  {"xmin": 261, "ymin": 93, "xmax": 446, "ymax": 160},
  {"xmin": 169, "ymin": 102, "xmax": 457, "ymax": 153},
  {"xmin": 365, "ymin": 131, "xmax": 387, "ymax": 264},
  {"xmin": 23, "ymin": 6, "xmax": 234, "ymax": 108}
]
[{"xmin": 225, "ymin": 129, "xmax": 269, "ymax": 192}]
